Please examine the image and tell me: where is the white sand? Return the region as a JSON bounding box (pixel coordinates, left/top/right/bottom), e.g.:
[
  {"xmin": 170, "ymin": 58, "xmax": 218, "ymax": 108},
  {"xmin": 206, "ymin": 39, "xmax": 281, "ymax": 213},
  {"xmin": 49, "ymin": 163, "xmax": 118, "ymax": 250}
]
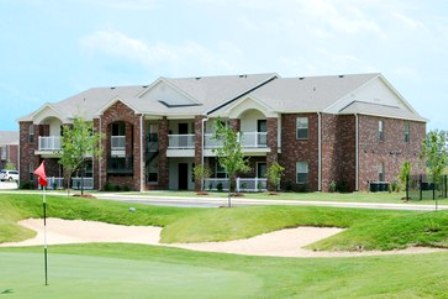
[{"xmin": 1, "ymin": 218, "xmax": 445, "ymax": 258}]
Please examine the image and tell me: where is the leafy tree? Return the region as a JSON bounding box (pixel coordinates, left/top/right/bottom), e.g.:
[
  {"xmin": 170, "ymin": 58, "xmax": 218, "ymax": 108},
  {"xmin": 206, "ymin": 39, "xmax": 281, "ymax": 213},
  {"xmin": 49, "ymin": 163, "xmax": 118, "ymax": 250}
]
[
  {"xmin": 420, "ymin": 129, "xmax": 448, "ymax": 186},
  {"xmin": 266, "ymin": 161, "xmax": 284, "ymax": 192},
  {"xmin": 398, "ymin": 160, "xmax": 411, "ymax": 195},
  {"xmin": 4, "ymin": 161, "xmax": 16, "ymax": 170},
  {"xmin": 193, "ymin": 164, "xmax": 212, "ymax": 193},
  {"xmin": 213, "ymin": 119, "xmax": 250, "ymax": 207},
  {"xmin": 59, "ymin": 116, "xmax": 102, "ymax": 195}
]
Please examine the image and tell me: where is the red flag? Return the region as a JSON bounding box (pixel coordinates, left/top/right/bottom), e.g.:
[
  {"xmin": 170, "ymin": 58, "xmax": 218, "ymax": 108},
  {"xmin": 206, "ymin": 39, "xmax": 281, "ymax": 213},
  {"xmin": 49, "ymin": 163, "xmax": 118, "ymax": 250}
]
[{"xmin": 34, "ymin": 161, "xmax": 48, "ymax": 187}]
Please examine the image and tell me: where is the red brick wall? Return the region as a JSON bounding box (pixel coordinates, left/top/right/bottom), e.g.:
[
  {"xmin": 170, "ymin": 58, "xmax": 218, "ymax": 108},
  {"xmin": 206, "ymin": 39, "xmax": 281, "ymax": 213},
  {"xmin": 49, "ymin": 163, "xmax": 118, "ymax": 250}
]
[
  {"xmin": 357, "ymin": 115, "xmax": 425, "ymax": 190},
  {"xmin": 194, "ymin": 115, "xmax": 205, "ymax": 190},
  {"xmin": 99, "ymin": 101, "xmax": 142, "ymax": 191},
  {"xmin": 19, "ymin": 122, "xmax": 38, "ymax": 184},
  {"xmin": 279, "ymin": 113, "xmax": 319, "ymax": 191}
]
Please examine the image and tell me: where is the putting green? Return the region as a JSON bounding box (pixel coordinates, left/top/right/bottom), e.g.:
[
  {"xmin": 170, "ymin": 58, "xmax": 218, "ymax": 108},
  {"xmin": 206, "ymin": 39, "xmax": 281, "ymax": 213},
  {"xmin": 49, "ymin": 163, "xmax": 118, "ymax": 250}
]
[{"xmin": 0, "ymin": 252, "xmax": 261, "ymax": 298}]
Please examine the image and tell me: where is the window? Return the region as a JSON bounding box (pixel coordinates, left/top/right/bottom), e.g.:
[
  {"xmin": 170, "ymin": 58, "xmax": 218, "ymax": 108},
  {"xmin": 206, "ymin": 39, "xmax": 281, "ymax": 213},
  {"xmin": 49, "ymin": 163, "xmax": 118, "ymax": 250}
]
[
  {"xmin": 216, "ymin": 162, "xmax": 228, "ymax": 178},
  {"xmin": 296, "ymin": 162, "xmax": 309, "ymax": 184},
  {"xmin": 378, "ymin": 163, "xmax": 385, "ymax": 182},
  {"xmin": 111, "ymin": 122, "xmax": 125, "ymax": 136},
  {"xmin": 29, "ymin": 125, "xmax": 34, "ymax": 143},
  {"xmin": 378, "ymin": 120, "xmax": 384, "ymax": 141},
  {"xmin": 148, "ymin": 156, "xmax": 158, "ymax": 183},
  {"xmin": 296, "ymin": 117, "xmax": 308, "ymax": 139},
  {"xmin": 404, "ymin": 122, "xmax": 410, "ymax": 142}
]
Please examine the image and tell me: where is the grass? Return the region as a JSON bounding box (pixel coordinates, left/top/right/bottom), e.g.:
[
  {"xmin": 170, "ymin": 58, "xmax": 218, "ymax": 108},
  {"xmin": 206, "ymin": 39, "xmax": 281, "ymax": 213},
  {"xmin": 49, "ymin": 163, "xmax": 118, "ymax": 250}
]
[
  {"xmin": 2, "ymin": 193, "xmax": 448, "ymax": 251},
  {"xmin": 2, "ymin": 193, "xmax": 448, "ymax": 297},
  {"xmin": 1, "ymin": 244, "xmax": 448, "ymax": 298},
  {"xmin": 117, "ymin": 189, "xmax": 448, "ymax": 205}
]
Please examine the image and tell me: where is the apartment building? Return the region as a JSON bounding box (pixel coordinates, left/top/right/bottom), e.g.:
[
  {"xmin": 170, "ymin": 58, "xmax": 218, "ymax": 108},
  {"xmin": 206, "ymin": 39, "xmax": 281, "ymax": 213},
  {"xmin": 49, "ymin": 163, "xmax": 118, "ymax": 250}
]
[
  {"xmin": 18, "ymin": 73, "xmax": 426, "ymax": 192},
  {"xmin": 0, "ymin": 131, "xmax": 19, "ymax": 170}
]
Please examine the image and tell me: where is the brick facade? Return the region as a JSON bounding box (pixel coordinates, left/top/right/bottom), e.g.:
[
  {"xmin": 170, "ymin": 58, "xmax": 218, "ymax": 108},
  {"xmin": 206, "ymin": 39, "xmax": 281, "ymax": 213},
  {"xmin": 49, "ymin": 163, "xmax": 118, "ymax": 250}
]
[
  {"xmin": 19, "ymin": 122, "xmax": 38, "ymax": 184},
  {"xmin": 279, "ymin": 113, "xmax": 319, "ymax": 191}
]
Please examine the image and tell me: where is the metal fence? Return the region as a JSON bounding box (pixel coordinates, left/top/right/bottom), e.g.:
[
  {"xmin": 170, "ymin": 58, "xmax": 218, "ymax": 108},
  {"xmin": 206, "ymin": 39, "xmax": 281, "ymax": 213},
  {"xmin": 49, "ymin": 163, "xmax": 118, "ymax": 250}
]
[
  {"xmin": 204, "ymin": 177, "xmax": 268, "ymax": 192},
  {"xmin": 406, "ymin": 174, "xmax": 448, "ymax": 200}
]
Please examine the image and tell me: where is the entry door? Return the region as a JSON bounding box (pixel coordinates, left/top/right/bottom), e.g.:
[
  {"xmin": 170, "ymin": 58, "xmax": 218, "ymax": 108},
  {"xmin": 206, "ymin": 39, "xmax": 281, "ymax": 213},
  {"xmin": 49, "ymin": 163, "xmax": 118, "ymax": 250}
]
[
  {"xmin": 178, "ymin": 123, "xmax": 189, "ymax": 134},
  {"xmin": 257, "ymin": 162, "xmax": 267, "ymax": 178},
  {"xmin": 257, "ymin": 120, "xmax": 267, "ymax": 146},
  {"xmin": 178, "ymin": 163, "xmax": 189, "ymax": 190}
]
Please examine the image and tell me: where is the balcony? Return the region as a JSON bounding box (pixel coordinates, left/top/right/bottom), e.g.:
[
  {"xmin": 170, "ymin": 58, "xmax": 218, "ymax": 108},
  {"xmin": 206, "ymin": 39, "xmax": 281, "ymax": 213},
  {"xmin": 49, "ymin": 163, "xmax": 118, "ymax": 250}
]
[
  {"xmin": 111, "ymin": 136, "xmax": 125, "ymax": 157},
  {"xmin": 204, "ymin": 132, "xmax": 268, "ymax": 149},
  {"xmin": 107, "ymin": 156, "xmax": 133, "ymax": 175},
  {"xmin": 38, "ymin": 136, "xmax": 61, "ymax": 152},
  {"xmin": 168, "ymin": 134, "xmax": 195, "ymax": 149}
]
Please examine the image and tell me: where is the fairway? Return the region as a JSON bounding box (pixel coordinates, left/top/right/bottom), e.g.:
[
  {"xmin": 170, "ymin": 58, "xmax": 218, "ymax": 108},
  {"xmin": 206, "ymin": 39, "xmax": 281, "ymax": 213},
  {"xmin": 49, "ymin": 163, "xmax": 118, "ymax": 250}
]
[{"xmin": 0, "ymin": 251, "xmax": 260, "ymax": 298}]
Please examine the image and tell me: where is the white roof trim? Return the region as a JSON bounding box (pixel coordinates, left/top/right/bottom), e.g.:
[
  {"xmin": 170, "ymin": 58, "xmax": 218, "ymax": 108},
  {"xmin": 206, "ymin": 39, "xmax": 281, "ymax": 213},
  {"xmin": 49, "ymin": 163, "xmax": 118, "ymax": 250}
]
[
  {"xmin": 137, "ymin": 77, "xmax": 202, "ymax": 105},
  {"xmin": 212, "ymin": 95, "xmax": 278, "ymax": 118},
  {"xmin": 27, "ymin": 103, "xmax": 69, "ymax": 124}
]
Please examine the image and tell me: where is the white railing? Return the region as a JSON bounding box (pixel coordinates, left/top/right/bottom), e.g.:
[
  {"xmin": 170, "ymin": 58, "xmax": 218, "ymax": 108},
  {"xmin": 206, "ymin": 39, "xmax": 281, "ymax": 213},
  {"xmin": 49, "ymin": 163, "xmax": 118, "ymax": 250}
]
[
  {"xmin": 236, "ymin": 177, "xmax": 267, "ymax": 192},
  {"xmin": 204, "ymin": 132, "xmax": 267, "ymax": 149},
  {"xmin": 47, "ymin": 177, "xmax": 64, "ymax": 190},
  {"xmin": 72, "ymin": 177, "xmax": 94, "ymax": 190},
  {"xmin": 168, "ymin": 134, "xmax": 195, "ymax": 149},
  {"xmin": 0, "ymin": 147, "xmax": 6, "ymax": 160},
  {"xmin": 38, "ymin": 136, "xmax": 62, "ymax": 152},
  {"xmin": 240, "ymin": 132, "xmax": 268, "ymax": 148},
  {"xmin": 204, "ymin": 133, "xmax": 223, "ymax": 149},
  {"xmin": 111, "ymin": 136, "xmax": 125, "ymax": 156},
  {"xmin": 204, "ymin": 177, "xmax": 268, "ymax": 192}
]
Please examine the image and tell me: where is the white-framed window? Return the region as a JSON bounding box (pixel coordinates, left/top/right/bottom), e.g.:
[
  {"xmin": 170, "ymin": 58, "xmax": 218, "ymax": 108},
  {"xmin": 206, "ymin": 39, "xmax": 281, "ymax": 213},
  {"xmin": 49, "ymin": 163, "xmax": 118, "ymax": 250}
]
[
  {"xmin": 216, "ymin": 162, "xmax": 228, "ymax": 178},
  {"xmin": 296, "ymin": 162, "xmax": 309, "ymax": 184},
  {"xmin": 404, "ymin": 122, "xmax": 410, "ymax": 142},
  {"xmin": 296, "ymin": 117, "xmax": 308, "ymax": 139},
  {"xmin": 378, "ymin": 162, "xmax": 385, "ymax": 182},
  {"xmin": 29, "ymin": 125, "xmax": 34, "ymax": 143},
  {"xmin": 378, "ymin": 120, "xmax": 385, "ymax": 141}
]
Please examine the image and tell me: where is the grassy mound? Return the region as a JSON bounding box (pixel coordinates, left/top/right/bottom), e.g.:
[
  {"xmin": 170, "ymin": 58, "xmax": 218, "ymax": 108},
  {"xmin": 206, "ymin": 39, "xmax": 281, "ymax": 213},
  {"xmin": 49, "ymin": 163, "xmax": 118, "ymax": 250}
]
[{"xmin": 1, "ymin": 193, "xmax": 448, "ymax": 251}]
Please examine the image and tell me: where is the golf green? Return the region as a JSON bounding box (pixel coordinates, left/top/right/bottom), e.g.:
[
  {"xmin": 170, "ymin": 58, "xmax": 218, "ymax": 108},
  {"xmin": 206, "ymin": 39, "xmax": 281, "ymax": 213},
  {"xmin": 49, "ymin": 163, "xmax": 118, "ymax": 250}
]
[{"xmin": 0, "ymin": 252, "xmax": 261, "ymax": 298}]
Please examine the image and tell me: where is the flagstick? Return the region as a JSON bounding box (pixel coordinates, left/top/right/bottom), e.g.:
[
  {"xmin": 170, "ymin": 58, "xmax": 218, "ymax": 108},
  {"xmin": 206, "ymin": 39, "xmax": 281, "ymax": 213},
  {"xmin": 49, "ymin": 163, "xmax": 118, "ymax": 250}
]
[{"xmin": 43, "ymin": 185, "xmax": 48, "ymax": 286}]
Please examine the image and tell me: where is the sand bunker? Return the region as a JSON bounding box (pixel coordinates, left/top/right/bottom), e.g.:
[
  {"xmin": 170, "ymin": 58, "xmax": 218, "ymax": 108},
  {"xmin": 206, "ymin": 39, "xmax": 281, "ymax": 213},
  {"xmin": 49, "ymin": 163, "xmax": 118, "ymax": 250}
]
[{"xmin": 0, "ymin": 218, "xmax": 445, "ymax": 258}]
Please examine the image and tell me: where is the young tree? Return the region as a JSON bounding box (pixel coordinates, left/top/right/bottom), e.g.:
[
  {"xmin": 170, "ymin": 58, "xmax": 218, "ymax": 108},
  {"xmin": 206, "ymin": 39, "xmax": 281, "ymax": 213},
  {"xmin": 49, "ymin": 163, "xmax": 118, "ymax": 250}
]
[
  {"xmin": 266, "ymin": 161, "xmax": 285, "ymax": 193},
  {"xmin": 213, "ymin": 119, "xmax": 250, "ymax": 207},
  {"xmin": 59, "ymin": 116, "xmax": 102, "ymax": 195},
  {"xmin": 420, "ymin": 129, "xmax": 448, "ymax": 187},
  {"xmin": 398, "ymin": 160, "xmax": 411, "ymax": 196},
  {"xmin": 193, "ymin": 164, "xmax": 212, "ymax": 194}
]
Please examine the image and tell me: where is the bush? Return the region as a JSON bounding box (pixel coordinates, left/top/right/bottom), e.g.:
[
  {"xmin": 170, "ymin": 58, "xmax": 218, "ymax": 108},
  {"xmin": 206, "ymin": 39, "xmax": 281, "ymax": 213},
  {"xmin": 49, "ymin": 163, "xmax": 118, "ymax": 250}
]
[
  {"xmin": 114, "ymin": 184, "xmax": 122, "ymax": 192},
  {"xmin": 103, "ymin": 182, "xmax": 113, "ymax": 192},
  {"xmin": 329, "ymin": 180, "xmax": 337, "ymax": 193},
  {"xmin": 336, "ymin": 180, "xmax": 349, "ymax": 193},
  {"xmin": 217, "ymin": 182, "xmax": 223, "ymax": 192},
  {"xmin": 20, "ymin": 181, "xmax": 34, "ymax": 190},
  {"xmin": 122, "ymin": 185, "xmax": 131, "ymax": 192}
]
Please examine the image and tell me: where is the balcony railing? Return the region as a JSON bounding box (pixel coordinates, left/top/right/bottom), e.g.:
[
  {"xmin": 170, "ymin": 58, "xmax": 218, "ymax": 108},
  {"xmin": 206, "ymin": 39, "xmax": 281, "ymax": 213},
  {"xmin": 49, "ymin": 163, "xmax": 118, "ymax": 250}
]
[
  {"xmin": 72, "ymin": 177, "xmax": 94, "ymax": 190},
  {"xmin": 38, "ymin": 136, "xmax": 61, "ymax": 152},
  {"xmin": 168, "ymin": 134, "xmax": 195, "ymax": 149},
  {"xmin": 204, "ymin": 177, "xmax": 268, "ymax": 192},
  {"xmin": 107, "ymin": 156, "xmax": 133, "ymax": 174},
  {"xmin": 111, "ymin": 136, "xmax": 125, "ymax": 157},
  {"xmin": 0, "ymin": 148, "xmax": 6, "ymax": 160},
  {"xmin": 204, "ymin": 132, "xmax": 268, "ymax": 149},
  {"xmin": 47, "ymin": 177, "xmax": 64, "ymax": 190}
]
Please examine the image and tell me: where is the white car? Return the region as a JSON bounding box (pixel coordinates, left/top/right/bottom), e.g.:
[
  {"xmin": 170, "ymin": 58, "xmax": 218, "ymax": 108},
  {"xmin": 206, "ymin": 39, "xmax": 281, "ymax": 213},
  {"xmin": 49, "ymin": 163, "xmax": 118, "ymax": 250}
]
[{"xmin": 0, "ymin": 169, "xmax": 19, "ymax": 181}]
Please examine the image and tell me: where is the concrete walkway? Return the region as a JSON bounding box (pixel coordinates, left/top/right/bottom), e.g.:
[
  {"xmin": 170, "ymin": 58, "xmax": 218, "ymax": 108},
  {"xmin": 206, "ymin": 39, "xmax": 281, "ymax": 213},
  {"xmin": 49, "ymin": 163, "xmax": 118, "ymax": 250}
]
[{"xmin": 94, "ymin": 193, "xmax": 447, "ymax": 211}]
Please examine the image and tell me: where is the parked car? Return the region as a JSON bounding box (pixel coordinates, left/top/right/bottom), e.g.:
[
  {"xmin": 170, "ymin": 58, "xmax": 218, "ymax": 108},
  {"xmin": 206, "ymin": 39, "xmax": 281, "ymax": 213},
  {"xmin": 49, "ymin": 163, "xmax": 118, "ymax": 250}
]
[{"xmin": 0, "ymin": 169, "xmax": 19, "ymax": 181}]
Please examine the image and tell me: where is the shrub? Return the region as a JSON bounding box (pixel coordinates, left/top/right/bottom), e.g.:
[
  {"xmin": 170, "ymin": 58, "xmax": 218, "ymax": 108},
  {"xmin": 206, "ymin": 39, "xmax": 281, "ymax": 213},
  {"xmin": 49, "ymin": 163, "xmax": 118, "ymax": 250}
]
[
  {"xmin": 114, "ymin": 184, "xmax": 122, "ymax": 192},
  {"xmin": 103, "ymin": 182, "xmax": 113, "ymax": 192},
  {"xmin": 329, "ymin": 180, "xmax": 337, "ymax": 193},
  {"xmin": 20, "ymin": 181, "xmax": 34, "ymax": 190},
  {"xmin": 122, "ymin": 185, "xmax": 131, "ymax": 192},
  {"xmin": 217, "ymin": 182, "xmax": 223, "ymax": 192}
]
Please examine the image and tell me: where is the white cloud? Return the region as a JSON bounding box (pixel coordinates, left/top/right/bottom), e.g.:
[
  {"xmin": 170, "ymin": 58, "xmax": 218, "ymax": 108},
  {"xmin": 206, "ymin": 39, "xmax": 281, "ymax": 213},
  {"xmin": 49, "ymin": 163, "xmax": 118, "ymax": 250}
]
[{"xmin": 79, "ymin": 30, "xmax": 242, "ymax": 75}]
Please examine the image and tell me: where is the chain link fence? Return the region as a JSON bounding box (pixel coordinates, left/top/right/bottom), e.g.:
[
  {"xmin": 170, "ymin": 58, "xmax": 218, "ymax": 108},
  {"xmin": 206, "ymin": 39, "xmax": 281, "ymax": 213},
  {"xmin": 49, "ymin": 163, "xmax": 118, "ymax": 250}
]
[{"xmin": 406, "ymin": 174, "xmax": 448, "ymax": 200}]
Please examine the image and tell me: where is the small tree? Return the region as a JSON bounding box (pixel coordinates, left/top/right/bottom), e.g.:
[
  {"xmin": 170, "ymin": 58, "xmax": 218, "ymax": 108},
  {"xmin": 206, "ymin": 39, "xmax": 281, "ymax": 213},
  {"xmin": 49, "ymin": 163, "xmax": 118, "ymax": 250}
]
[
  {"xmin": 398, "ymin": 160, "xmax": 411, "ymax": 196},
  {"xmin": 5, "ymin": 161, "xmax": 16, "ymax": 170},
  {"xmin": 266, "ymin": 161, "xmax": 284, "ymax": 193},
  {"xmin": 213, "ymin": 119, "xmax": 250, "ymax": 207},
  {"xmin": 193, "ymin": 164, "xmax": 212, "ymax": 194},
  {"xmin": 59, "ymin": 116, "xmax": 102, "ymax": 195},
  {"xmin": 420, "ymin": 130, "xmax": 448, "ymax": 185}
]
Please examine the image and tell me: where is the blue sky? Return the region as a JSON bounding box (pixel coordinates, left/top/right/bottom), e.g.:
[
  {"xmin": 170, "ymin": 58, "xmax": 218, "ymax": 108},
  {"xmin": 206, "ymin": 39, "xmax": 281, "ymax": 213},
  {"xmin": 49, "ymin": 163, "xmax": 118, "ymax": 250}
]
[{"xmin": 1, "ymin": 0, "xmax": 447, "ymax": 131}]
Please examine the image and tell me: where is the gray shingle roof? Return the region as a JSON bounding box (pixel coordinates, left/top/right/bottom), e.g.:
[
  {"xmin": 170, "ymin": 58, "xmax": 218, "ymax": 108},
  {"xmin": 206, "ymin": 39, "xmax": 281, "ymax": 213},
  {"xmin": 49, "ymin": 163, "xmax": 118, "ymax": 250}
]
[{"xmin": 0, "ymin": 131, "xmax": 19, "ymax": 145}]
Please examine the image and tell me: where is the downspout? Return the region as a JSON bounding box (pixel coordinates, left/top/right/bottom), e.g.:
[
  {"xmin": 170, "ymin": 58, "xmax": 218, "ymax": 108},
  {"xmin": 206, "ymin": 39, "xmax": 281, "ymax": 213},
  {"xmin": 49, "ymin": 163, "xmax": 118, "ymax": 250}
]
[
  {"xmin": 355, "ymin": 113, "xmax": 359, "ymax": 191},
  {"xmin": 201, "ymin": 116, "xmax": 208, "ymax": 191},
  {"xmin": 140, "ymin": 114, "xmax": 144, "ymax": 192},
  {"xmin": 317, "ymin": 112, "xmax": 322, "ymax": 191},
  {"xmin": 98, "ymin": 117, "xmax": 102, "ymax": 191}
]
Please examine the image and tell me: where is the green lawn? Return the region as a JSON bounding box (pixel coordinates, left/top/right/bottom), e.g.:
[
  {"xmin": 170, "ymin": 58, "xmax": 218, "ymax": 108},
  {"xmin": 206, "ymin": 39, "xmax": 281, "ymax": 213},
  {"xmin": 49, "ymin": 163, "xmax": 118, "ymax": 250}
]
[
  {"xmin": 1, "ymin": 244, "xmax": 448, "ymax": 298},
  {"xmin": 2, "ymin": 193, "xmax": 448, "ymax": 297}
]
